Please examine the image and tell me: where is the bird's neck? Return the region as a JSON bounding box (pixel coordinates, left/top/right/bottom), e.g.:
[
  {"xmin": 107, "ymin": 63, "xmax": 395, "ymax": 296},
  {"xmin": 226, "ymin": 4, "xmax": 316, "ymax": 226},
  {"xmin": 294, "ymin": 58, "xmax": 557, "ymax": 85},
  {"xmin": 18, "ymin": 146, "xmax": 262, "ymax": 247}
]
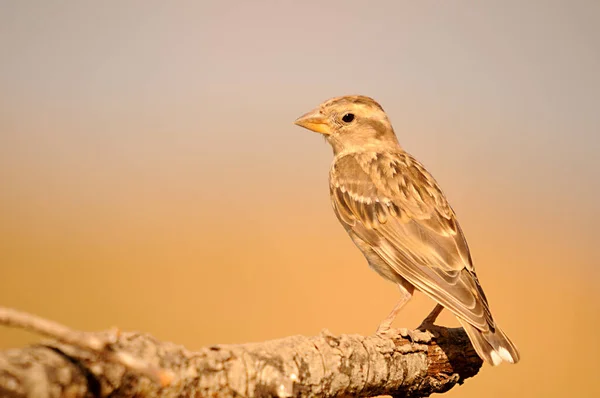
[{"xmin": 328, "ymin": 137, "xmax": 402, "ymax": 159}]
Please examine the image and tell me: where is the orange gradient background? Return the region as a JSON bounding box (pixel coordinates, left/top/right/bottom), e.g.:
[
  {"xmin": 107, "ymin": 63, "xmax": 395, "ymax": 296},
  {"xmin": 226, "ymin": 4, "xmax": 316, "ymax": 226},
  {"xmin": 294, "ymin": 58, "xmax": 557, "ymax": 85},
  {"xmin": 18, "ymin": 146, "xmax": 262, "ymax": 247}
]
[{"xmin": 1, "ymin": 2, "xmax": 599, "ymax": 397}]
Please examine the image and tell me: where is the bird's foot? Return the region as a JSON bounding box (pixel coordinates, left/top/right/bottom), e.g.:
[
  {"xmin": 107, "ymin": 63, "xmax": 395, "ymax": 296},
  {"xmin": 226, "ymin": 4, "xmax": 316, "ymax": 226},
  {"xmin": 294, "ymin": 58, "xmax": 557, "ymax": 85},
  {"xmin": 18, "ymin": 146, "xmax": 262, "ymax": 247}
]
[
  {"xmin": 416, "ymin": 319, "xmax": 435, "ymax": 332},
  {"xmin": 416, "ymin": 304, "xmax": 444, "ymax": 332},
  {"xmin": 375, "ymin": 324, "xmax": 395, "ymax": 337}
]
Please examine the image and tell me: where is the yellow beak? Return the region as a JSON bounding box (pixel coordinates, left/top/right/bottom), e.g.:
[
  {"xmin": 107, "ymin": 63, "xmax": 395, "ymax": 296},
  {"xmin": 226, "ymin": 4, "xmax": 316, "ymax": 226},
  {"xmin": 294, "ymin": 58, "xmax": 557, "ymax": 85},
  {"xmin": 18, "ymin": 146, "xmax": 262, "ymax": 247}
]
[{"xmin": 293, "ymin": 108, "xmax": 331, "ymax": 135}]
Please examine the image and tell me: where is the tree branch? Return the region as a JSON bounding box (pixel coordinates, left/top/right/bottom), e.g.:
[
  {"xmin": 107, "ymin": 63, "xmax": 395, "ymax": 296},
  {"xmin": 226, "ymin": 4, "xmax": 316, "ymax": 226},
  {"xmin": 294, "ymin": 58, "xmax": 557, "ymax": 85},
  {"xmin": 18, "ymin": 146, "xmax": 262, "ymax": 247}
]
[{"xmin": 0, "ymin": 307, "xmax": 482, "ymax": 397}]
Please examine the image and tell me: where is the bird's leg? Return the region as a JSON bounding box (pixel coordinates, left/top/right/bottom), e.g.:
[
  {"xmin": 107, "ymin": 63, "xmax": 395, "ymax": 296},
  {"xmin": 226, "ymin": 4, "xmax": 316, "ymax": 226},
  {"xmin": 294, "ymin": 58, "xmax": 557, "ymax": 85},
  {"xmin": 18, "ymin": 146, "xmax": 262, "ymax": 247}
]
[
  {"xmin": 376, "ymin": 283, "xmax": 414, "ymax": 335},
  {"xmin": 417, "ymin": 304, "xmax": 444, "ymax": 330},
  {"xmin": 376, "ymin": 299, "xmax": 408, "ymax": 334}
]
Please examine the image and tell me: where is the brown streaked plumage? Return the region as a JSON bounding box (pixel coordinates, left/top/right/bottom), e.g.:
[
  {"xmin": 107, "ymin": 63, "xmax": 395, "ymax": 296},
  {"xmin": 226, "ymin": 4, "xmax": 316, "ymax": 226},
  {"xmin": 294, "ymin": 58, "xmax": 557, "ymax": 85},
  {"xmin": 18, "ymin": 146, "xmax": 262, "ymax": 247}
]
[{"xmin": 294, "ymin": 95, "xmax": 520, "ymax": 366}]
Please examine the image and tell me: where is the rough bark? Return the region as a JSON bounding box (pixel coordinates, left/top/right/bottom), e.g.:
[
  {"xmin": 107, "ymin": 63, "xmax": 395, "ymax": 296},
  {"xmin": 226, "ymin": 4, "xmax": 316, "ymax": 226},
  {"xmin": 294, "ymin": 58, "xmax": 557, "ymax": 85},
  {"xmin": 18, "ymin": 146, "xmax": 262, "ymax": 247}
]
[{"xmin": 0, "ymin": 307, "xmax": 482, "ymax": 397}]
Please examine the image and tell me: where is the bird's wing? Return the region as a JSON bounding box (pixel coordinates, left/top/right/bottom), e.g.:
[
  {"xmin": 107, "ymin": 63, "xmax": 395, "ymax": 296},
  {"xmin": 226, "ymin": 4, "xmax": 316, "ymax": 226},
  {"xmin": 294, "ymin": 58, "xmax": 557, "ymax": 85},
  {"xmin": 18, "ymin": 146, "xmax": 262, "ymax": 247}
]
[{"xmin": 330, "ymin": 152, "xmax": 495, "ymax": 331}]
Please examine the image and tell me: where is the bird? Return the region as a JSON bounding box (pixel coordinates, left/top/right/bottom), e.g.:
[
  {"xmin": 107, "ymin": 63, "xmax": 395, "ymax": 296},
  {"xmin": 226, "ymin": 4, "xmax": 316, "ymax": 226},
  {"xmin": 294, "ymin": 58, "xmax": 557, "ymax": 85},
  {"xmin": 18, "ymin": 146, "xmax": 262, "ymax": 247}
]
[{"xmin": 293, "ymin": 95, "xmax": 520, "ymax": 366}]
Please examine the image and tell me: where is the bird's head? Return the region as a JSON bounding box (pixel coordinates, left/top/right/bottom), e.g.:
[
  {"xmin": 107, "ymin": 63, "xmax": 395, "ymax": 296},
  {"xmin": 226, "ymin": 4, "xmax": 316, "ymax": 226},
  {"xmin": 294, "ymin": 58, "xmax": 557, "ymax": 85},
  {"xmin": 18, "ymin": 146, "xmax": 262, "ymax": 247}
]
[{"xmin": 294, "ymin": 95, "xmax": 400, "ymax": 154}]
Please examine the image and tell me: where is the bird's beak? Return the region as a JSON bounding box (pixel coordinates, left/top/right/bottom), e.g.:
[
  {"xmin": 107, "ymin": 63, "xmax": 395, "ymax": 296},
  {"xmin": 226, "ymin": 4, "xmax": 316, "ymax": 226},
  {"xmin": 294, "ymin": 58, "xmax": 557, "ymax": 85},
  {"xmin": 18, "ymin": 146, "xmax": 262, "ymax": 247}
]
[{"xmin": 294, "ymin": 108, "xmax": 331, "ymax": 135}]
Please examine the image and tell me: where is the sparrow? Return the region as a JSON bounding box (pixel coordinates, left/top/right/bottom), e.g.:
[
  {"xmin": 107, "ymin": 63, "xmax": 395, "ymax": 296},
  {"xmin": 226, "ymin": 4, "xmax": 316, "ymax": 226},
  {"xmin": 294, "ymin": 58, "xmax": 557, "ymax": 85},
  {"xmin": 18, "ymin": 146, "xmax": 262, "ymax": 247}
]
[{"xmin": 294, "ymin": 95, "xmax": 520, "ymax": 366}]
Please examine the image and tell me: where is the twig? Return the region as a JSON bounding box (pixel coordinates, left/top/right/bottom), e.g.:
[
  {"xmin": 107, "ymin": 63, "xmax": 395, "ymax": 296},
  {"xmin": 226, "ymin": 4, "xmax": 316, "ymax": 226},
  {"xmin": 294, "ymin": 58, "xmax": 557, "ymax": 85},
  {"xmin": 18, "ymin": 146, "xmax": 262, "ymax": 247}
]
[
  {"xmin": 0, "ymin": 307, "xmax": 172, "ymax": 386},
  {"xmin": 0, "ymin": 307, "xmax": 108, "ymax": 351}
]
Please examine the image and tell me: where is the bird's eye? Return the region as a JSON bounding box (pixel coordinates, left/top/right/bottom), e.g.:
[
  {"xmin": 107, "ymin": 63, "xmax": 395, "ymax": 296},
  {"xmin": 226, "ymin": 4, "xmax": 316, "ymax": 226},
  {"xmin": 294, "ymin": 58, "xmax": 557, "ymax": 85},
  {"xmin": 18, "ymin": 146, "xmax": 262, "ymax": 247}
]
[{"xmin": 342, "ymin": 113, "xmax": 355, "ymax": 123}]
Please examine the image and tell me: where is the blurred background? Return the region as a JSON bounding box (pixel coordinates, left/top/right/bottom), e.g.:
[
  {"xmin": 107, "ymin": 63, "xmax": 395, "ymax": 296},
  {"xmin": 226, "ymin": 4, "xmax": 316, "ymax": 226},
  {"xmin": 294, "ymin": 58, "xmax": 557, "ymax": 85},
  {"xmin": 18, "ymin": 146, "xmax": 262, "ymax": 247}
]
[{"xmin": 1, "ymin": 1, "xmax": 599, "ymax": 396}]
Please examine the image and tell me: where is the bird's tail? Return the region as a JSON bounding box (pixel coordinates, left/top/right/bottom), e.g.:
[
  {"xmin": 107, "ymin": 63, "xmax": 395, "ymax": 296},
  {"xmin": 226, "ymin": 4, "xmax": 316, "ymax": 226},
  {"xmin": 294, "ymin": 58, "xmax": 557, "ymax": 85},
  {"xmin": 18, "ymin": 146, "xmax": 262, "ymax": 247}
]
[{"xmin": 457, "ymin": 318, "xmax": 520, "ymax": 366}]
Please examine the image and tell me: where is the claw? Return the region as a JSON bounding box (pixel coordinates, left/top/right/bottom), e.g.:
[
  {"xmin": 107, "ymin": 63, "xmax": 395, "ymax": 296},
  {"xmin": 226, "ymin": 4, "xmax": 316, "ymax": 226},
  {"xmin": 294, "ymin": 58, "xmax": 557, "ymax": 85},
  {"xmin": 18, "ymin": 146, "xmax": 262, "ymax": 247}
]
[{"xmin": 375, "ymin": 324, "xmax": 397, "ymax": 337}]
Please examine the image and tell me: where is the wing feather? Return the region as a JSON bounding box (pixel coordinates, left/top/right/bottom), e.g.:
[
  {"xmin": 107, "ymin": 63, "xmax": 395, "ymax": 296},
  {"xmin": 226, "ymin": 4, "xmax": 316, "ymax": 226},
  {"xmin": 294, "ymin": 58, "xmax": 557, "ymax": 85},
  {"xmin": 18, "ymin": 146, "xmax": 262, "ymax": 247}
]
[{"xmin": 330, "ymin": 152, "xmax": 495, "ymax": 331}]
